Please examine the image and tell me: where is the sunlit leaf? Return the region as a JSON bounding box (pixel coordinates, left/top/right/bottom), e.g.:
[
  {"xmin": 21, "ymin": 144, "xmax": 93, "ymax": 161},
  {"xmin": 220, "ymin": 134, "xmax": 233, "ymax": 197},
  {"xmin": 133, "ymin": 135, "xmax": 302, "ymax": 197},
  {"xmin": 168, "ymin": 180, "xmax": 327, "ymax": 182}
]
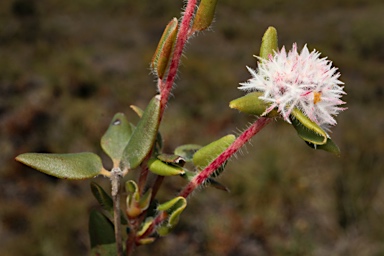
[
  {"xmin": 192, "ymin": 0, "xmax": 218, "ymax": 32},
  {"xmin": 259, "ymin": 26, "xmax": 278, "ymax": 60},
  {"xmin": 151, "ymin": 18, "xmax": 178, "ymax": 79},
  {"xmin": 290, "ymin": 108, "xmax": 328, "ymax": 145},
  {"xmin": 122, "ymin": 95, "xmax": 161, "ymax": 169},
  {"xmin": 101, "ymin": 113, "xmax": 133, "ymax": 165},
  {"xmin": 148, "ymin": 158, "xmax": 185, "ymax": 176},
  {"xmin": 193, "ymin": 134, "xmax": 235, "ymax": 170},
  {"xmin": 229, "ymin": 92, "xmax": 278, "ymax": 117},
  {"xmin": 15, "ymin": 152, "xmax": 104, "ymax": 179}
]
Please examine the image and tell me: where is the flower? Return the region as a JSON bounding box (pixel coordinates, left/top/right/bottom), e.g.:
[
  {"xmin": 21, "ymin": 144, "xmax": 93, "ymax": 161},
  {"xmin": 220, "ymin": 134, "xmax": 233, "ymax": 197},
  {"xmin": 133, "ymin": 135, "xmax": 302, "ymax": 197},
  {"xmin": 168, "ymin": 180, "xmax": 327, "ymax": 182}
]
[{"xmin": 239, "ymin": 43, "xmax": 346, "ymax": 130}]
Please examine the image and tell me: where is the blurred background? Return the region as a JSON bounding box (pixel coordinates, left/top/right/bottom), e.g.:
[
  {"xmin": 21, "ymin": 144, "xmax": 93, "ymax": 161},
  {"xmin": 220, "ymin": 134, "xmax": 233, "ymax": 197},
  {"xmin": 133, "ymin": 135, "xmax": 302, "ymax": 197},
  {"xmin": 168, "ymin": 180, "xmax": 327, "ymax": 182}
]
[{"xmin": 1, "ymin": 0, "xmax": 384, "ymax": 255}]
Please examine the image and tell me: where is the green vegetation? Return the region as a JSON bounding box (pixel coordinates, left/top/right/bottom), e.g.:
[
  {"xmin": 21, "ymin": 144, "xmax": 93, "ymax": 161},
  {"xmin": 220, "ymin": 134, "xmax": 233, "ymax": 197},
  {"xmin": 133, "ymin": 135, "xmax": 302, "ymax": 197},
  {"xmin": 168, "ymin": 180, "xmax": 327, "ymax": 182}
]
[{"xmin": 1, "ymin": 0, "xmax": 384, "ymax": 255}]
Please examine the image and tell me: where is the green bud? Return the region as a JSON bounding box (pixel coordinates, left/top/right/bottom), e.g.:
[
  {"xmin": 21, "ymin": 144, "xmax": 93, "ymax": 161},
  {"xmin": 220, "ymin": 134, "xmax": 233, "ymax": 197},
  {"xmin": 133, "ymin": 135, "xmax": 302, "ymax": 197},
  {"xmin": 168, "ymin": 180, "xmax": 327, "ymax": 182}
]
[
  {"xmin": 151, "ymin": 18, "xmax": 178, "ymax": 79},
  {"xmin": 229, "ymin": 91, "xmax": 279, "ymax": 117},
  {"xmin": 192, "ymin": 0, "xmax": 219, "ymax": 32},
  {"xmin": 259, "ymin": 26, "xmax": 278, "ymax": 60},
  {"xmin": 148, "ymin": 158, "xmax": 185, "ymax": 176},
  {"xmin": 192, "ymin": 134, "xmax": 236, "ymax": 170}
]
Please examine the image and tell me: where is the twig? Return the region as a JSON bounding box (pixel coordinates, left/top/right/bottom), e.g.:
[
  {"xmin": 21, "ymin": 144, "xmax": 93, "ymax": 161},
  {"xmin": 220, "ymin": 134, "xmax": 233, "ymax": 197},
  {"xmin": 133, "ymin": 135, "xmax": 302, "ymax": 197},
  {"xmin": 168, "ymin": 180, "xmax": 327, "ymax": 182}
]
[
  {"xmin": 179, "ymin": 117, "xmax": 272, "ymax": 198},
  {"xmin": 111, "ymin": 167, "xmax": 123, "ymax": 256}
]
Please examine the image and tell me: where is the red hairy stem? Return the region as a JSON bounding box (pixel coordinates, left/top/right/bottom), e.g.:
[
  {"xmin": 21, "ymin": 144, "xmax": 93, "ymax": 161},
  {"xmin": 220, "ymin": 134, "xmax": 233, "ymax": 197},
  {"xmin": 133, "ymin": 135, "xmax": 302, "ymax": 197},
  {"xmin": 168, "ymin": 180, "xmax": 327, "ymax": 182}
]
[
  {"xmin": 179, "ymin": 117, "xmax": 272, "ymax": 198},
  {"xmin": 159, "ymin": 0, "xmax": 197, "ymax": 116}
]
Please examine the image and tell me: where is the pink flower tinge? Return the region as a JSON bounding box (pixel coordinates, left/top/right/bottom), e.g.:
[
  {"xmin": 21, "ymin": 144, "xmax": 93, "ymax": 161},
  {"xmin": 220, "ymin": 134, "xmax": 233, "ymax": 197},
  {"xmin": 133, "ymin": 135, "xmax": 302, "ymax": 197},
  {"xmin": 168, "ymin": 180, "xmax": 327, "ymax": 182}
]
[{"xmin": 239, "ymin": 43, "xmax": 346, "ymax": 130}]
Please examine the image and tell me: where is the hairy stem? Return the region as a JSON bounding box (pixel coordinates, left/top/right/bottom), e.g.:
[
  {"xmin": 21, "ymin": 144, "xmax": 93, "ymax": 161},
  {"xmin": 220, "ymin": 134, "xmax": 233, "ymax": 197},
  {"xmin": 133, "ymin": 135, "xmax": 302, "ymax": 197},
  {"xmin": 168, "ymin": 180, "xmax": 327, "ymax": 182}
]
[
  {"xmin": 179, "ymin": 117, "xmax": 272, "ymax": 198},
  {"xmin": 159, "ymin": 0, "xmax": 197, "ymax": 115},
  {"xmin": 111, "ymin": 168, "xmax": 123, "ymax": 256}
]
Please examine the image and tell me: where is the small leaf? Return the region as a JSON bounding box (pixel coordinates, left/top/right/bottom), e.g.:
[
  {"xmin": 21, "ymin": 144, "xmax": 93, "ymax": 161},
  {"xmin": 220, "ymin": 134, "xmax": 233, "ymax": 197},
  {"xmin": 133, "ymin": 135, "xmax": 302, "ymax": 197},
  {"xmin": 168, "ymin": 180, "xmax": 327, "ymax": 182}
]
[
  {"xmin": 305, "ymin": 138, "xmax": 341, "ymax": 156},
  {"xmin": 174, "ymin": 144, "xmax": 202, "ymax": 162},
  {"xmin": 290, "ymin": 108, "xmax": 328, "ymax": 145},
  {"xmin": 148, "ymin": 158, "xmax": 185, "ymax": 176},
  {"xmin": 192, "ymin": 0, "xmax": 219, "ymax": 32},
  {"xmin": 193, "ymin": 134, "xmax": 236, "ymax": 170},
  {"xmin": 206, "ymin": 178, "xmax": 230, "ymax": 192},
  {"xmin": 89, "ymin": 210, "xmax": 115, "ymax": 248},
  {"xmin": 15, "ymin": 152, "xmax": 104, "ymax": 179},
  {"xmin": 137, "ymin": 217, "xmax": 154, "ymax": 237},
  {"xmin": 122, "ymin": 95, "xmax": 161, "ymax": 169},
  {"xmin": 125, "ymin": 180, "xmax": 143, "ymax": 218},
  {"xmin": 151, "ymin": 18, "xmax": 178, "ymax": 79},
  {"xmin": 229, "ymin": 91, "xmax": 279, "ymax": 117},
  {"xmin": 168, "ymin": 197, "xmax": 187, "ymax": 227},
  {"xmin": 139, "ymin": 188, "xmax": 152, "ymax": 211},
  {"xmin": 157, "ymin": 196, "xmax": 185, "ymax": 212},
  {"xmin": 130, "ymin": 105, "xmax": 144, "ymax": 118},
  {"xmin": 101, "ymin": 113, "xmax": 133, "ymax": 165},
  {"xmin": 90, "ymin": 182, "xmax": 128, "ymax": 225},
  {"xmin": 156, "ymin": 197, "xmax": 187, "ymax": 236},
  {"xmin": 260, "ymin": 26, "xmax": 278, "ymax": 60},
  {"xmin": 90, "ymin": 182, "xmax": 113, "ymax": 212}
]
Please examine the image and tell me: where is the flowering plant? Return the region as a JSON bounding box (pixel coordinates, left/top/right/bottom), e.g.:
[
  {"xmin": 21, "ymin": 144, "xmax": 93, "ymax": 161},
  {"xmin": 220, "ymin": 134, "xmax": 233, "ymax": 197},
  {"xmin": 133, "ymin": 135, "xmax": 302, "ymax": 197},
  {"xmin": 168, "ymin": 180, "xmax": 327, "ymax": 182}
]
[{"xmin": 15, "ymin": 0, "xmax": 346, "ymax": 255}]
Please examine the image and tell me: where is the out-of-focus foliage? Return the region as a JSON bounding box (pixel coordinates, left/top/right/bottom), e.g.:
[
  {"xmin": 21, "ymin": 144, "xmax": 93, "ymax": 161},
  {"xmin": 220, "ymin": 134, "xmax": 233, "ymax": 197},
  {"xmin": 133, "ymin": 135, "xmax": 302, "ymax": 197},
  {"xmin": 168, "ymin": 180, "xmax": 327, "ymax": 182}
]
[{"xmin": 1, "ymin": 0, "xmax": 384, "ymax": 255}]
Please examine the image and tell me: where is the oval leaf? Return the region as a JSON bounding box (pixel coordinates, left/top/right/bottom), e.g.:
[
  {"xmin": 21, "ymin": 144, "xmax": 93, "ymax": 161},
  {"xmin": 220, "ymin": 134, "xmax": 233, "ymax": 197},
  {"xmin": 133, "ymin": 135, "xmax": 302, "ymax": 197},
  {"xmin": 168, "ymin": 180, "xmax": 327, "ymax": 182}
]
[
  {"xmin": 15, "ymin": 152, "xmax": 104, "ymax": 179},
  {"xmin": 290, "ymin": 108, "xmax": 328, "ymax": 145},
  {"xmin": 122, "ymin": 95, "xmax": 161, "ymax": 169},
  {"xmin": 229, "ymin": 91, "xmax": 278, "ymax": 117},
  {"xmin": 148, "ymin": 158, "xmax": 185, "ymax": 176},
  {"xmin": 101, "ymin": 113, "xmax": 133, "ymax": 164},
  {"xmin": 192, "ymin": 0, "xmax": 218, "ymax": 32},
  {"xmin": 193, "ymin": 134, "xmax": 236, "ymax": 170},
  {"xmin": 151, "ymin": 18, "xmax": 178, "ymax": 79}
]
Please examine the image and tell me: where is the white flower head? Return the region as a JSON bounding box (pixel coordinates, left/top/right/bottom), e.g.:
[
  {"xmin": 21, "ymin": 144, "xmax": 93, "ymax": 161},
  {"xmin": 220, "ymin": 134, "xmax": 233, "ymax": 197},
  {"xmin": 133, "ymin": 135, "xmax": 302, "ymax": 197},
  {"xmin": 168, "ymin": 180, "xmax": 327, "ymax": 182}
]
[{"xmin": 239, "ymin": 43, "xmax": 346, "ymax": 129}]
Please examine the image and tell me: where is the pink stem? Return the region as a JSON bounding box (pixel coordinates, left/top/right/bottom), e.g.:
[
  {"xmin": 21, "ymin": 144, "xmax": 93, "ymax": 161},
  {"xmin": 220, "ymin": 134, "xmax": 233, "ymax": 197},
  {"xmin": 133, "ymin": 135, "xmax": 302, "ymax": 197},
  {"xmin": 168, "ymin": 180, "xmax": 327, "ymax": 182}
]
[
  {"xmin": 179, "ymin": 117, "xmax": 272, "ymax": 198},
  {"xmin": 159, "ymin": 0, "xmax": 197, "ymax": 116}
]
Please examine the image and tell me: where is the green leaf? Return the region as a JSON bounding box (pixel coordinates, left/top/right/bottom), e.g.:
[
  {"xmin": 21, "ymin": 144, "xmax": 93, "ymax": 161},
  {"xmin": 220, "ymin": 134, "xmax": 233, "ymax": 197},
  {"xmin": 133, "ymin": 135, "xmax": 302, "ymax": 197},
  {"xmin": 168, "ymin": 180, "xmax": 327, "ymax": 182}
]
[
  {"xmin": 156, "ymin": 197, "xmax": 187, "ymax": 236},
  {"xmin": 157, "ymin": 153, "xmax": 185, "ymax": 166},
  {"xmin": 122, "ymin": 95, "xmax": 161, "ymax": 169},
  {"xmin": 90, "ymin": 182, "xmax": 128, "ymax": 225},
  {"xmin": 130, "ymin": 105, "xmax": 144, "ymax": 118},
  {"xmin": 137, "ymin": 217, "xmax": 154, "ymax": 237},
  {"xmin": 193, "ymin": 134, "xmax": 236, "ymax": 170},
  {"xmin": 101, "ymin": 113, "xmax": 133, "ymax": 165},
  {"xmin": 192, "ymin": 0, "xmax": 219, "ymax": 32},
  {"xmin": 90, "ymin": 243, "xmax": 117, "ymax": 256},
  {"xmin": 157, "ymin": 196, "xmax": 185, "ymax": 212},
  {"xmin": 174, "ymin": 144, "xmax": 202, "ymax": 162},
  {"xmin": 148, "ymin": 158, "xmax": 185, "ymax": 176},
  {"xmin": 151, "ymin": 18, "xmax": 178, "ymax": 79},
  {"xmin": 15, "ymin": 152, "xmax": 104, "ymax": 179},
  {"xmin": 260, "ymin": 26, "xmax": 278, "ymax": 60},
  {"xmin": 229, "ymin": 91, "xmax": 279, "ymax": 117},
  {"xmin": 168, "ymin": 197, "xmax": 187, "ymax": 227},
  {"xmin": 305, "ymin": 138, "xmax": 341, "ymax": 156},
  {"xmin": 90, "ymin": 182, "xmax": 113, "ymax": 212},
  {"xmin": 89, "ymin": 210, "xmax": 115, "ymax": 248},
  {"xmin": 290, "ymin": 108, "xmax": 328, "ymax": 145}
]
